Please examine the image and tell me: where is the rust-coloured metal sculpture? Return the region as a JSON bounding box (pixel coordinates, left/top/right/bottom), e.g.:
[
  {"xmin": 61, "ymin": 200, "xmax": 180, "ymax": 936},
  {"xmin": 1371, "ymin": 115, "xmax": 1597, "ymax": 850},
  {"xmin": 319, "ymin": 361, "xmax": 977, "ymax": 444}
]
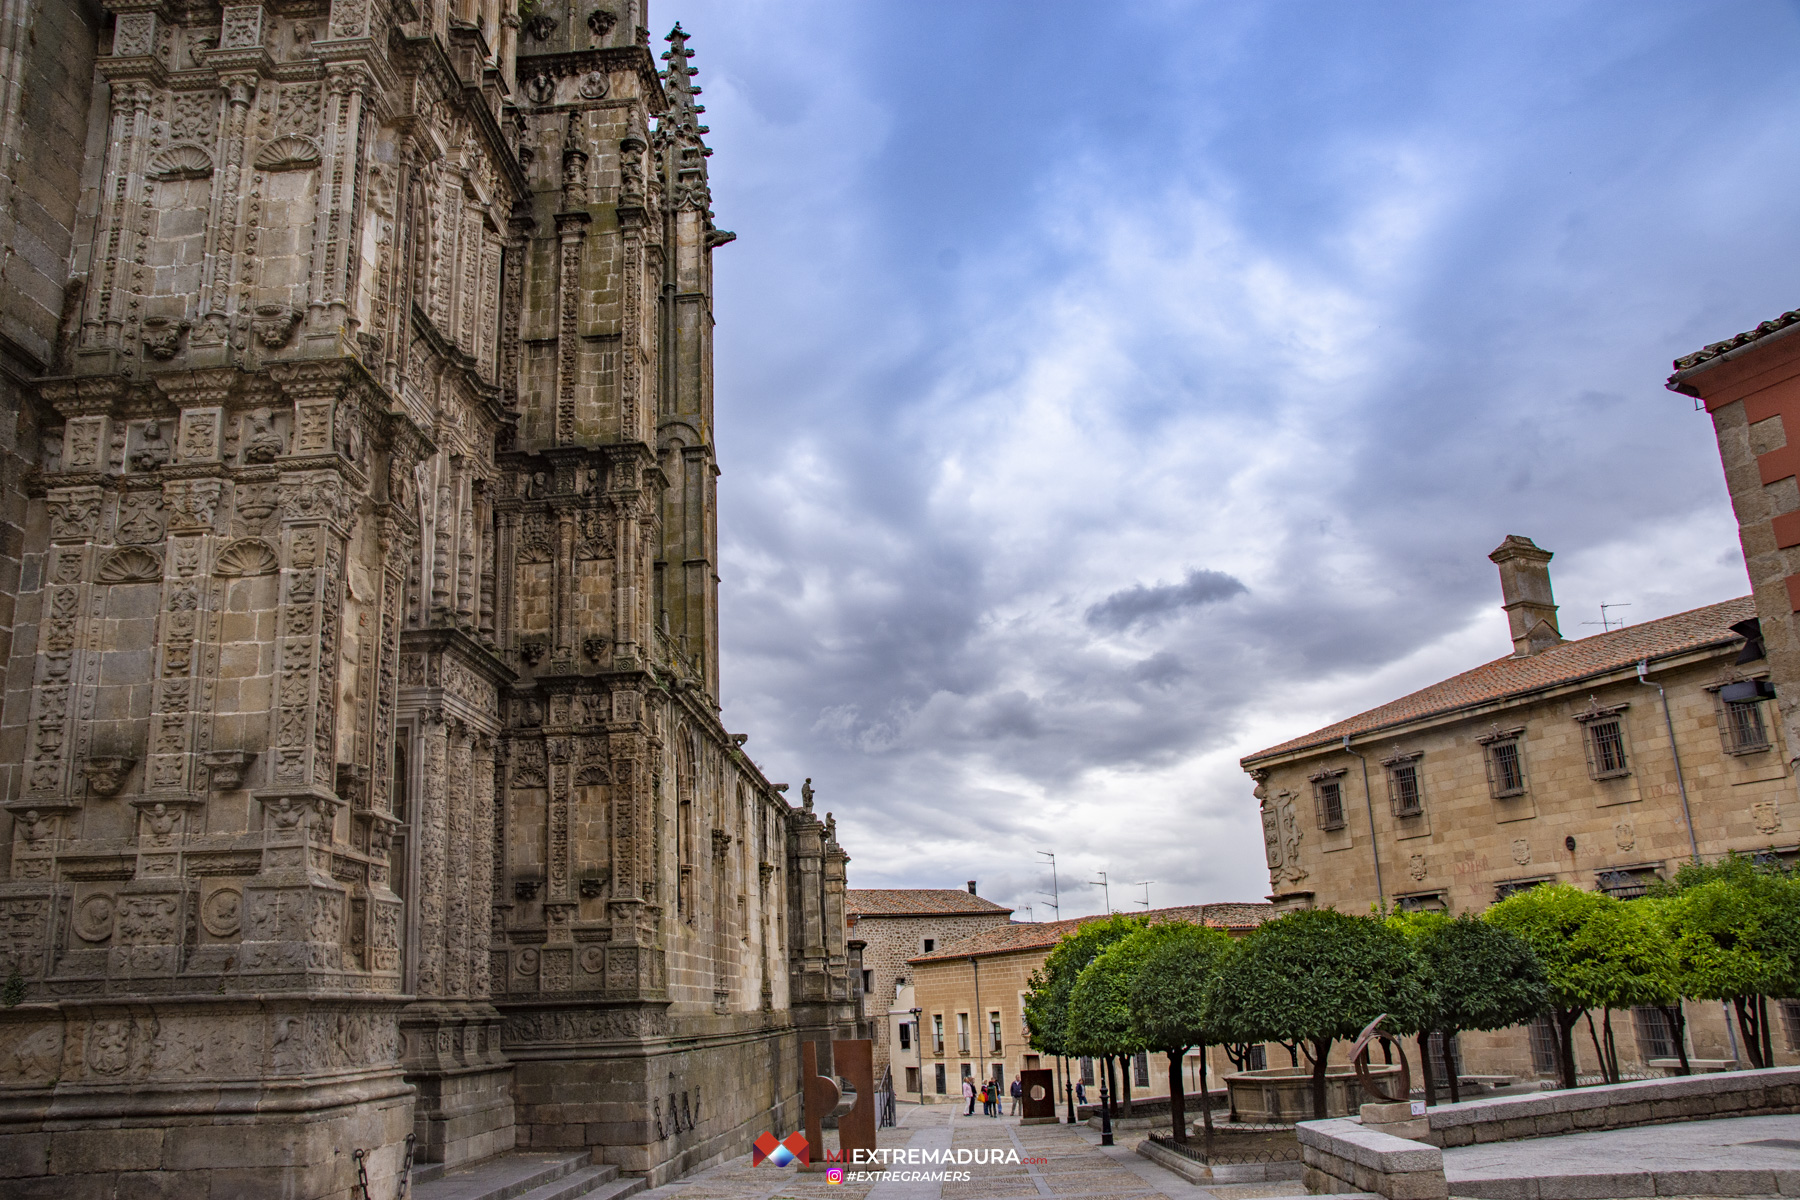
[{"xmin": 1347, "ymin": 1013, "xmax": 1412, "ymax": 1103}]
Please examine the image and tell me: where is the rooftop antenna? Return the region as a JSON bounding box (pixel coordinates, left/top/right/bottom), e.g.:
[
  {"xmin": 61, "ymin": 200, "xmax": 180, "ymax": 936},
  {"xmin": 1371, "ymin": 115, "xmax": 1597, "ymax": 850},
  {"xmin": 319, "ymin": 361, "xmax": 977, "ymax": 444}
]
[
  {"xmin": 1582, "ymin": 602, "xmax": 1631, "ymax": 632},
  {"xmin": 1131, "ymin": 881, "xmax": 1152, "ymax": 910},
  {"xmin": 1021, "ymin": 905, "xmax": 1033, "ymax": 923},
  {"xmin": 1036, "ymin": 850, "xmax": 1059, "ymax": 919},
  {"xmin": 1090, "ymin": 870, "xmax": 1111, "ymax": 914}
]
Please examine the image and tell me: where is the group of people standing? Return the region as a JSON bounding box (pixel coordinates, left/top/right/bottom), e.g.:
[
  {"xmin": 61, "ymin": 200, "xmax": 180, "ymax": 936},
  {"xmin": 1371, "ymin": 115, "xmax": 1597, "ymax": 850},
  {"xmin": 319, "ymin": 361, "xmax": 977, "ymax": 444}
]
[{"xmin": 960, "ymin": 1075, "xmax": 1023, "ymax": 1117}]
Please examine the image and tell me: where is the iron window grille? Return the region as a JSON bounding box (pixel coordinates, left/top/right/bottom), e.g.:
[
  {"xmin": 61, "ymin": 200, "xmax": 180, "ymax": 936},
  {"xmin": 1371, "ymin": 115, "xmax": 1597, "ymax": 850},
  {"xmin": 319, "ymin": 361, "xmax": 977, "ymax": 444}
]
[
  {"xmin": 1426, "ymin": 1031, "xmax": 1461, "ymax": 1084},
  {"xmin": 1309, "ymin": 767, "xmax": 1348, "ymax": 830},
  {"xmin": 1574, "ymin": 702, "xmax": 1631, "ymax": 779},
  {"xmin": 1528, "ymin": 1015, "xmax": 1559, "ymax": 1076},
  {"xmin": 1596, "ymin": 867, "xmax": 1659, "ymax": 900},
  {"xmin": 1493, "ymin": 875, "xmax": 1554, "ymax": 902},
  {"xmin": 1719, "ymin": 695, "xmax": 1772, "ymax": 755},
  {"xmin": 1394, "ymin": 891, "xmax": 1447, "ymax": 913},
  {"xmin": 933, "ymin": 1014, "xmax": 945, "ymax": 1055},
  {"xmin": 1080, "ymin": 1057, "xmax": 1095, "ymax": 1086},
  {"xmin": 1479, "ymin": 726, "xmax": 1528, "ymax": 798},
  {"xmin": 1782, "ymin": 999, "xmax": 1800, "ymax": 1054},
  {"xmin": 1134, "ymin": 1050, "xmax": 1150, "ymax": 1088},
  {"xmin": 957, "ymin": 1013, "xmax": 970, "ymax": 1055},
  {"xmin": 1632, "ymin": 1006, "xmax": 1677, "ymax": 1061},
  {"xmin": 1242, "ymin": 1043, "xmax": 1267, "ymax": 1071},
  {"xmin": 935, "ymin": 1064, "xmax": 946, "ymax": 1094},
  {"xmin": 990, "ymin": 1011, "xmax": 1003, "ymax": 1054},
  {"xmin": 1382, "ymin": 751, "xmax": 1424, "ymax": 818}
]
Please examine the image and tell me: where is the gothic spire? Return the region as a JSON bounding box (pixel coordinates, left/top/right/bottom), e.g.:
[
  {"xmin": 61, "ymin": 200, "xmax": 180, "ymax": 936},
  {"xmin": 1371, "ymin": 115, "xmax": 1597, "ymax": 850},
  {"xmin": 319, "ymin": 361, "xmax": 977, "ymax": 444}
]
[{"xmin": 660, "ymin": 23, "xmax": 707, "ymax": 141}]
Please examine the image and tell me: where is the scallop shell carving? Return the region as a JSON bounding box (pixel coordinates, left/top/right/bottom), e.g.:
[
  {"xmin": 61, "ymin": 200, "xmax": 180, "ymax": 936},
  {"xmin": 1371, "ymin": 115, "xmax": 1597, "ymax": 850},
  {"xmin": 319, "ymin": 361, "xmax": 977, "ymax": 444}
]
[
  {"xmin": 95, "ymin": 546, "xmax": 165, "ymax": 583},
  {"xmin": 214, "ymin": 538, "xmax": 279, "ymax": 577},
  {"xmin": 147, "ymin": 143, "xmax": 213, "ymax": 181},
  {"xmin": 254, "ymin": 135, "xmax": 321, "ymax": 171}
]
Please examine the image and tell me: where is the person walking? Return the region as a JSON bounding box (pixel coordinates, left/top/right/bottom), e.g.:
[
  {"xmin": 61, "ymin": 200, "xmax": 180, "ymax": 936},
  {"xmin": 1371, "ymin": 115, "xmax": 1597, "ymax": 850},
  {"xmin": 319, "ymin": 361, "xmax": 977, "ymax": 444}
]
[
  {"xmin": 1010, "ymin": 1076, "xmax": 1022, "ymax": 1116},
  {"xmin": 1075, "ymin": 1080, "xmax": 1086, "ymax": 1108},
  {"xmin": 963, "ymin": 1074, "xmax": 976, "ymax": 1116}
]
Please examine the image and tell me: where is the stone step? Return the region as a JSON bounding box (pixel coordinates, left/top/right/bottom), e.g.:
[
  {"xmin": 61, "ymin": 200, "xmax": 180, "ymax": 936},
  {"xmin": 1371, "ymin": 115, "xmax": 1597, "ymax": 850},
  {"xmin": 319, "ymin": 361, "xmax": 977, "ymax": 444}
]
[
  {"xmin": 412, "ymin": 1151, "xmax": 599, "ymax": 1200},
  {"xmin": 513, "ymin": 1165, "xmax": 646, "ymax": 1200}
]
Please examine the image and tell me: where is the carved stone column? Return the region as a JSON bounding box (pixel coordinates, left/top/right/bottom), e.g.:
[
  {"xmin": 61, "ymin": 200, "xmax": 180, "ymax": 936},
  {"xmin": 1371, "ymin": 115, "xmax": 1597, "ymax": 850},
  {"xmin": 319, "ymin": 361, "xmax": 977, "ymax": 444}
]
[{"xmin": 415, "ymin": 708, "xmax": 449, "ymax": 996}]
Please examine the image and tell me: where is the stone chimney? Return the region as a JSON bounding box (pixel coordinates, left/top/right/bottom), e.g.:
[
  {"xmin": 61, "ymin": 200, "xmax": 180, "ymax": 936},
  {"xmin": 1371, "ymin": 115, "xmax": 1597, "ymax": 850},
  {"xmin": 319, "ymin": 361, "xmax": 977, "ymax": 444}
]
[
  {"xmin": 1489, "ymin": 535, "xmax": 1563, "ymax": 656},
  {"xmin": 967, "ymin": 880, "xmax": 978, "ymax": 895}
]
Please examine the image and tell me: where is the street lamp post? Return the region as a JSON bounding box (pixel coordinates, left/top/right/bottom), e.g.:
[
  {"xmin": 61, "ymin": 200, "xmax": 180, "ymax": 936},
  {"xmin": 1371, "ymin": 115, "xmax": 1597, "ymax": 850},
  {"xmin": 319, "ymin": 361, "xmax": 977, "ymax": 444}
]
[
  {"xmin": 1098, "ymin": 1065, "xmax": 1113, "ymax": 1146},
  {"xmin": 1064, "ymin": 1057, "xmax": 1077, "ymax": 1125},
  {"xmin": 910, "ymin": 1007, "xmax": 923, "ymax": 1108}
]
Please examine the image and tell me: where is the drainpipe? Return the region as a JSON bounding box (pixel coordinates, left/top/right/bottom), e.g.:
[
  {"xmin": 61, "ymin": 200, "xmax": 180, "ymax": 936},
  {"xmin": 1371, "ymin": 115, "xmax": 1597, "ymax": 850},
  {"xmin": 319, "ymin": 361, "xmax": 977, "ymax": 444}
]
[
  {"xmin": 1638, "ymin": 659, "xmax": 1700, "ymax": 860},
  {"xmin": 971, "ymin": 956, "xmax": 985, "ymax": 1093},
  {"xmin": 1343, "ymin": 735, "xmax": 1386, "ymax": 910}
]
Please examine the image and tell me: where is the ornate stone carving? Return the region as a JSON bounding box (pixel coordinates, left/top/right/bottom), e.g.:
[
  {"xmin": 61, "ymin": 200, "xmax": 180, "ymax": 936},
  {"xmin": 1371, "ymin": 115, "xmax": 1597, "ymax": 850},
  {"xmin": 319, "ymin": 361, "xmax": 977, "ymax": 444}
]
[
  {"xmin": 81, "ymin": 757, "xmax": 136, "ymax": 796},
  {"xmin": 214, "ymin": 540, "xmax": 279, "ymax": 577},
  {"xmin": 96, "ymin": 546, "xmax": 164, "ymax": 584}
]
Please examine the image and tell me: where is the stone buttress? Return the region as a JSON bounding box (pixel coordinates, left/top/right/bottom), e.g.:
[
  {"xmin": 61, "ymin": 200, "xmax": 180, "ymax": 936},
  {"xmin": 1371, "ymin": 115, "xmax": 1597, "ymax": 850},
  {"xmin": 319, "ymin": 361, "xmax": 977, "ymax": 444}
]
[{"xmin": 0, "ymin": 1, "xmax": 859, "ymax": 1196}]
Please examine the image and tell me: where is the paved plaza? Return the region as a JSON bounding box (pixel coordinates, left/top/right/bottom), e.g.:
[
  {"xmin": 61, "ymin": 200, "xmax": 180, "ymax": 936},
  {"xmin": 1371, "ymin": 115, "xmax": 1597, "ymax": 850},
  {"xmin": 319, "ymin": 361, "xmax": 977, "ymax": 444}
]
[
  {"xmin": 1443, "ymin": 1111, "xmax": 1800, "ymax": 1197},
  {"xmin": 632, "ymin": 1105, "xmax": 1306, "ymax": 1200}
]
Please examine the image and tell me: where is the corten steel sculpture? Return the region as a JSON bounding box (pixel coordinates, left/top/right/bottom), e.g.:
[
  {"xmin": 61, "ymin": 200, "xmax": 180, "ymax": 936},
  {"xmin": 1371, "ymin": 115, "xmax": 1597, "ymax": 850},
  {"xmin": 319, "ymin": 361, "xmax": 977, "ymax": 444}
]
[
  {"xmin": 1020, "ymin": 1068, "xmax": 1058, "ymax": 1124},
  {"xmin": 801, "ymin": 1039, "xmax": 876, "ymax": 1170},
  {"xmin": 1348, "ymin": 1014, "xmax": 1413, "ymax": 1103}
]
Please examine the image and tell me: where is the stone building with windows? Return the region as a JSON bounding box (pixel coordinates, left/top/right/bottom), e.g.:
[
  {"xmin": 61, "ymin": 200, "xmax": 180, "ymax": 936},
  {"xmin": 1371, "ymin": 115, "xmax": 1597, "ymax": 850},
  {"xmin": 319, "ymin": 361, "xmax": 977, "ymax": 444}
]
[
  {"xmin": 1240, "ymin": 536, "xmax": 1798, "ymax": 1081},
  {"xmin": 845, "ymin": 884, "xmax": 1012, "ymax": 1084},
  {"xmin": 0, "ymin": 2, "xmax": 861, "ymax": 1196},
  {"xmin": 902, "ymin": 903, "xmax": 1271, "ymax": 1108}
]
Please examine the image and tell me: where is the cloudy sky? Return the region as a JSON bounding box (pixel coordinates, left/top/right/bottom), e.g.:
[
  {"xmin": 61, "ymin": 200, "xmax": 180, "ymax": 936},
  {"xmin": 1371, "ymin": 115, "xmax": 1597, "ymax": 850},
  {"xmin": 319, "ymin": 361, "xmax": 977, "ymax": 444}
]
[{"xmin": 670, "ymin": 0, "xmax": 1800, "ymax": 918}]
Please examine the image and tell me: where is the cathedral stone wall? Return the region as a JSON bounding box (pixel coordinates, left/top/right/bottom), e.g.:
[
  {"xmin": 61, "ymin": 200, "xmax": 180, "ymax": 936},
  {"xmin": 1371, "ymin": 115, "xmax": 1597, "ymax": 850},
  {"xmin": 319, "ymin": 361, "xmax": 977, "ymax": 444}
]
[{"xmin": 0, "ymin": 2, "xmax": 857, "ymax": 1196}]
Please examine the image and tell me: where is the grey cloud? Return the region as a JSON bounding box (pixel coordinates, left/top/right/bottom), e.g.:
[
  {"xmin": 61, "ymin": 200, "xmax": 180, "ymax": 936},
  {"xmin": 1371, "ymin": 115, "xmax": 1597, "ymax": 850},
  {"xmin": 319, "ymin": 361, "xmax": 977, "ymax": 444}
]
[{"xmin": 1084, "ymin": 569, "xmax": 1249, "ymax": 631}]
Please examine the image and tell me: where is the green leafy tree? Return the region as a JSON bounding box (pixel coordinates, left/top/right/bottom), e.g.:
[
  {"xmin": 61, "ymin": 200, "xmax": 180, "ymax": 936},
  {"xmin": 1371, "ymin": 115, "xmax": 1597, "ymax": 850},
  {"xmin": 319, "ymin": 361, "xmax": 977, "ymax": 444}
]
[
  {"xmin": 1391, "ymin": 911, "xmax": 1550, "ymax": 1103},
  {"xmin": 1023, "ymin": 914, "xmax": 1145, "ymax": 1115},
  {"xmin": 1068, "ymin": 932, "xmax": 1154, "ymax": 1114},
  {"xmin": 1484, "ymin": 883, "xmax": 1675, "ymax": 1088},
  {"xmin": 1657, "ymin": 865, "xmax": 1800, "ymax": 1069},
  {"xmin": 1209, "ymin": 909, "xmax": 1421, "ymax": 1120},
  {"xmin": 1124, "ymin": 921, "xmax": 1234, "ymax": 1143}
]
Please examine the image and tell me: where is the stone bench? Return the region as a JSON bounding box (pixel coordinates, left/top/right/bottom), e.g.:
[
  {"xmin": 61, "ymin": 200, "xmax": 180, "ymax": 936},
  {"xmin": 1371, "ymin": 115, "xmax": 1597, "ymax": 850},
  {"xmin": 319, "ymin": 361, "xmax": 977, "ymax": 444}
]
[{"xmin": 1296, "ymin": 1065, "xmax": 1800, "ymax": 1199}]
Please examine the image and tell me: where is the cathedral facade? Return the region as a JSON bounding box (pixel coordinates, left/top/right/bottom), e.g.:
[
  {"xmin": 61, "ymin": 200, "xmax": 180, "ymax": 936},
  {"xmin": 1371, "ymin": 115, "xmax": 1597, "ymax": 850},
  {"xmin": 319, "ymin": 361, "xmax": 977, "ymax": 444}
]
[{"xmin": 0, "ymin": 1, "xmax": 859, "ymax": 1195}]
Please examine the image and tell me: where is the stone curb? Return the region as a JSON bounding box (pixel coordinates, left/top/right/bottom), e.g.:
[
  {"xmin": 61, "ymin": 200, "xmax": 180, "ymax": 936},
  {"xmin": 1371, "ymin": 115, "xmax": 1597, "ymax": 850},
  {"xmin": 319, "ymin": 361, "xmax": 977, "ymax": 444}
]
[
  {"xmin": 1445, "ymin": 1165, "xmax": 1800, "ymax": 1199},
  {"xmin": 1297, "ymin": 1119, "xmax": 1444, "ymax": 1172}
]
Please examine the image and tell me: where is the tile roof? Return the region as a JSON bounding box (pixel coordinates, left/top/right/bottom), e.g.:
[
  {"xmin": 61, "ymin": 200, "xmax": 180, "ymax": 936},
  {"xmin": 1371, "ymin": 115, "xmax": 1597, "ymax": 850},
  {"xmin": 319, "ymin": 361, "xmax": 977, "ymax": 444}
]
[
  {"xmin": 906, "ymin": 902, "xmax": 1274, "ymax": 964},
  {"xmin": 1242, "ymin": 595, "xmax": 1754, "ymax": 765},
  {"xmin": 1671, "ymin": 308, "xmax": 1800, "ymax": 376},
  {"xmin": 846, "ymin": 889, "xmax": 1013, "ymax": 917}
]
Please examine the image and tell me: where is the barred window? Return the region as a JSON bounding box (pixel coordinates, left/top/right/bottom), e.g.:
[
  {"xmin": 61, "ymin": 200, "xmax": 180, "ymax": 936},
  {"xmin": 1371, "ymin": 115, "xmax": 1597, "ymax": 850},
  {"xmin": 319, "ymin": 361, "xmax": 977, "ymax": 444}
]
[
  {"xmin": 1528, "ymin": 1015, "xmax": 1559, "ymax": 1076},
  {"xmin": 935, "ymin": 1064, "xmax": 946, "ymax": 1094},
  {"xmin": 1633, "ymin": 1006, "xmax": 1676, "ymax": 1061},
  {"xmin": 1488, "ymin": 741, "xmax": 1525, "ymax": 796},
  {"xmin": 1722, "ymin": 699, "xmax": 1771, "ymax": 754},
  {"xmin": 1584, "ymin": 718, "xmax": 1629, "ymax": 779},
  {"xmin": 1133, "ymin": 1050, "xmax": 1150, "ymax": 1088},
  {"xmin": 1494, "ymin": 876, "xmax": 1553, "ymax": 902},
  {"xmin": 1597, "ymin": 867, "xmax": 1658, "ymax": 899},
  {"xmin": 1313, "ymin": 777, "xmax": 1346, "ymax": 830},
  {"xmin": 1080, "ymin": 1057, "xmax": 1095, "ymax": 1086},
  {"xmin": 1782, "ymin": 999, "xmax": 1800, "ymax": 1053},
  {"xmin": 1386, "ymin": 757, "xmax": 1423, "ymax": 817}
]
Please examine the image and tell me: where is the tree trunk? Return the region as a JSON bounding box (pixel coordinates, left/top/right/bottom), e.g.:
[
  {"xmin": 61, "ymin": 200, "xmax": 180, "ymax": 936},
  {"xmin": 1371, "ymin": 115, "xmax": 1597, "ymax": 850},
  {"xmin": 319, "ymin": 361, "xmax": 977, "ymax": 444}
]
[
  {"xmin": 1584, "ymin": 1010, "xmax": 1606, "ymax": 1083},
  {"xmin": 1122, "ymin": 1053, "xmax": 1133, "ymax": 1116},
  {"xmin": 1759, "ymin": 995, "xmax": 1775, "ymax": 1069},
  {"xmin": 1733, "ymin": 998, "xmax": 1766, "ymax": 1070},
  {"xmin": 1105, "ymin": 1055, "xmax": 1119, "ymax": 1122},
  {"xmin": 1556, "ymin": 1009, "xmax": 1579, "ymax": 1091},
  {"xmin": 1310, "ymin": 1037, "xmax": 1331, "ymax": 1121},
  {"xmin": 1661, "ymin": 1004, "xmax": 1691, "ymax": 1075},
  {"xmin": 1612, "ymin": 1007, "xmax": 1627, "ymax": 1086},
  {"xmin": 1416, "ymin": 1032, "xmax": 1438, "ymax": 1107},
  {"xmin": 1198, "ymin": 1044, "xmax": 1214, "ymax": 1152},
  {"xmin": 1445, "ymin": 1032, "xmax": 1461, "ymax": 1105},
  {"xmin": 1167, "ymin": 1051, "xmax": 1186, "ymax": 1144}
]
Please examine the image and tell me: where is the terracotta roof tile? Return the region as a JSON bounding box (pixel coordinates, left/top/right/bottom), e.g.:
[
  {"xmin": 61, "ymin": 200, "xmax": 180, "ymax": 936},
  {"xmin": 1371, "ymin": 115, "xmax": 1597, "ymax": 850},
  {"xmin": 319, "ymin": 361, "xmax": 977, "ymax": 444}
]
[
  {"xmin": 1241, "ymin": 595, "xmax": 1753, "ymax": 765},
  {"xmin": 1671, "ymin": 309, "xmax": 1800, "ymax": 375},
  {"xmin": 906, "ymin": 902, "xmax": 1274, "ymax": 963},
  {"xmin": 846, "ymin": 889, "xmax": 1013, "ymax": 917}
]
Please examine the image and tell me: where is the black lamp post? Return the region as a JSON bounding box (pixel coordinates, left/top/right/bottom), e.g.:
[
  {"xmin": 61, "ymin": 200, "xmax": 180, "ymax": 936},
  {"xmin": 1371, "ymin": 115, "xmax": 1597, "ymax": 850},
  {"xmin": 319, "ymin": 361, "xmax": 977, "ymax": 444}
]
[
  {"xmin": 1098, "ymin": 1067, "xmax": 1113, "ymax": 1146},
  {"xmin": 1064, "ymin": 1057, "xmax": 1077, "ymax": 1125},
  {"xmin": 910, "ymin": 1007, "xmax": 923, "ymax": 1109}
]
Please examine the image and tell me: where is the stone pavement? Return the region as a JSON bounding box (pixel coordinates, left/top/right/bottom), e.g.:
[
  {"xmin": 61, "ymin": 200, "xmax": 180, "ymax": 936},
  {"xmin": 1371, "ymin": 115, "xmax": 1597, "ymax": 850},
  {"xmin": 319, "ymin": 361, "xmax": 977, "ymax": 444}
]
[
  {"xmin": 631, "ymin": 1104, "xmax": 1309, "ymax": 1200},
  {"xmin": 1443, "ymin": 1111, "xmax": 1800, "ymax": 1198}
]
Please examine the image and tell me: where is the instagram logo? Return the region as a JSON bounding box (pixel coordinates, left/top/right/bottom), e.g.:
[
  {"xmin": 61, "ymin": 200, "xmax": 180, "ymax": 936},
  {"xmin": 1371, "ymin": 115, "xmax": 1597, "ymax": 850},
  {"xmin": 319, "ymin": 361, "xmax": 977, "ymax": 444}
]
[{"xmin": 826, "ymin": 1168, "xmax": 845, "ymax": 1185}]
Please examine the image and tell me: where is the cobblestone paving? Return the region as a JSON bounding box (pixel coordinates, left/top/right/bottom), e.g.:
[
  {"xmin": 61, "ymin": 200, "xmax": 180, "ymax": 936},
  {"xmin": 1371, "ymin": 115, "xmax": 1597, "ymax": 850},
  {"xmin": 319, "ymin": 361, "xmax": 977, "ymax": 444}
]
[{"xmin": 633, "ymin": 1104, "xmax": 1276, "ymax": 1200}]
